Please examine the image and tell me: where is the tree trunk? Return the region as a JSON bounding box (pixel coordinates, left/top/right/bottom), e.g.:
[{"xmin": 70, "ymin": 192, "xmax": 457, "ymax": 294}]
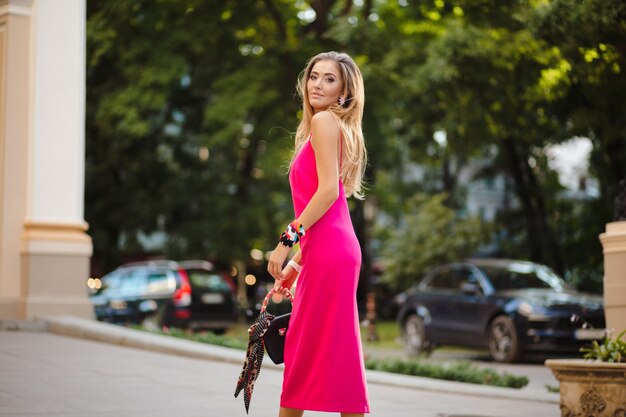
[{"xmin": 501, "ymin": 136, "xmax": 564, "ymax": 274}]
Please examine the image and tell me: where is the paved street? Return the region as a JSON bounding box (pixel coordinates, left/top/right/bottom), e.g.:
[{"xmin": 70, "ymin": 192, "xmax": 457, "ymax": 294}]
[{"xmin": 0, "ymin": 330, "xmax": 559, "ymax": 417}]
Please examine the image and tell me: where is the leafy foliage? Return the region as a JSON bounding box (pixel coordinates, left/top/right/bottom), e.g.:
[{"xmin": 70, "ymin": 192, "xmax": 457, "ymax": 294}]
[
  {"xmin": 581, "ymin": 330, "xmax": 626, "ymax": 363},
  {"xmin": 86, "ymin": 0, "xmax": 309, "ymax": 272},
  {"xmin": 85, "ymin": 1, "xmax": 625, "ymax": 296},
  {"xmin": 381, "ymin": 194, "xmax": 492, "ymax": 290}
]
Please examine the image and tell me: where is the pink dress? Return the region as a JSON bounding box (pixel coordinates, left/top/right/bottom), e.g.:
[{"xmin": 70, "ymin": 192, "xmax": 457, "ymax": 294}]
[{"xmin": 280, "ymin": 137, "xmax": 370, "ymax": 413}]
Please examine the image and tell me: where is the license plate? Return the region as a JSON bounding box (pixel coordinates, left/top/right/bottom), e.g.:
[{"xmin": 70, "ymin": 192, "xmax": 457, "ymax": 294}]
[
  {"xmin": 201, "ymin": 293, "xmax": 224, "ymax": 304},
  {"xmin": 575, "ymin": 328, "xmax": 605, "ymax": 340},
  {"xmin": 109, "ymin": 300, "xmax": 127, "ymax": 309}
]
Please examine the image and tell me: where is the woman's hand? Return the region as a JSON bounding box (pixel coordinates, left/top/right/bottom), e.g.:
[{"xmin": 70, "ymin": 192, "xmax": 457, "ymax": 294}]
[
  {"xmin": 274, "ymin": 263, "xmax": 299, "ymax": 290},
  {"xmin": 267, "ymin": 243, "xmax": 291, "ymax": 283}
]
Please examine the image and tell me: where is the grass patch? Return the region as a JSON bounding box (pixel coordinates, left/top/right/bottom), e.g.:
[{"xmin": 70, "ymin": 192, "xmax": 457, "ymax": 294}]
[
  {"xmin": 133, "ymin": 325, "xmax": 249, "ymax": 351},
  {"xmin": 165, "ymin": 327, "xmax": 249, "ymax": 350},
  {"xmin": 361, "ymin": 320, "xmax": 403, "ymax": 349},
  {"xmin": 365, "ymin": 358, "xmax": 529, "ymax": 389},
  {"xmin": 544, "ymin": 384, "xmax": 559, "ymax": 393}
]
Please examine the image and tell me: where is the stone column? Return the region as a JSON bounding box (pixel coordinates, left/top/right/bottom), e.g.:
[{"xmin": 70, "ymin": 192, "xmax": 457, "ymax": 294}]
[
  {"xmin": 0, "ymin": 0, "xmax": 31, "ymax": 318},
  {"xmin": 599, "ymin": 181, "xmax": 626, "ymax": 335},
  {"xmin": 0, "ymin": 0, "xmax": 92, "ymax": 319},
  {"xmin": 600, "ymin": 222, "xmax": 626, "ymax": 335}
]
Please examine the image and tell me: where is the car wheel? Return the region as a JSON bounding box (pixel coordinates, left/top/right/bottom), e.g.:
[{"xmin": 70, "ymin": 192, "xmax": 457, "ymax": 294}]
[
  {"xmin": 402, "ymin": 315, "xmax": 430, "ymax": 356},
  {"xmin": 487, "ymin": 315, "xmax": 523, "ymax": 363}
]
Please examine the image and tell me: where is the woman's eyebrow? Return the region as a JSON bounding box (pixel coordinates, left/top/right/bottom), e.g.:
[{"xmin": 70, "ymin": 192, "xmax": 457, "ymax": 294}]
[{"xmin": 311, "ymin": 70, "xmax": 337, "ymax": 77}]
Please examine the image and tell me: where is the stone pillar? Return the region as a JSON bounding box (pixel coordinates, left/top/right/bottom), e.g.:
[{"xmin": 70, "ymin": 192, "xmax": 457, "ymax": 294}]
[
  {"xmin": 599, "ymin": 222, "xmax": 626, "ymax": 335},
  {"xmin": 600, "ymin": 178, "xmax": 626, "ymax": 336},
  {"xmin": 0, "ymin": 0, "xmax": 30, "ymax": 318},
  {"xmin": 0, "ymin": 0, "xmax": 92, "ymax": 319}
]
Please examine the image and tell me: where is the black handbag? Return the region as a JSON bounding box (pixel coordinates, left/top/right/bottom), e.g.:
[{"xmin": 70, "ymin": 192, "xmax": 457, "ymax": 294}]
[
  {"xmin": 234, "ymin": 287, "xmax": 294, "ymax": 413},
  {"xmin": 261, "ymin": 288, "xmax": 294, "ymax": 365},
  {"xmin": 264, "ymin": 312, "xmax": 291, "ymax": 364}
]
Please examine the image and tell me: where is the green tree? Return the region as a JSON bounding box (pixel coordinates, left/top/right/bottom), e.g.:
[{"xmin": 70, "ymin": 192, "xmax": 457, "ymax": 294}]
[
  {"xmin": 382, "ymin": 193, "xmax": 492, "ymax": 290},
  {"xmin": 85, "ymin": 0, "xmax": 623, "ymax": 296},
  {"xmin": 362, "ymin": 0, "xmax": 617, "ymax": 279},
  {"xmin": 85, "ymin": 0, "xmax": 381, "ymax": 284},
  {"xmin": 531, "ymin": 0, "xmax": 626, "ymax": 198},
  {"xmin": 529, "ymin": 0, "xmax": 626, "ymax": 278},
  {"xmin": 86, "ymin": 0, "xmax": 303, "ymax": 274}
]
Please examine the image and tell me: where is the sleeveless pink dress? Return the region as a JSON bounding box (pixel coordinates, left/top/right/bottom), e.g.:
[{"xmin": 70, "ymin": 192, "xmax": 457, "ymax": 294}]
[{"xmin": 280, "ymin": 136, "xmax": 370, "ymax": 413}]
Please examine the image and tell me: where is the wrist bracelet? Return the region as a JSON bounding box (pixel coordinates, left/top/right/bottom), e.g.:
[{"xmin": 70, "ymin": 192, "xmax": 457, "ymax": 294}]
[
  {"xmin": 287, "ymin": 260, "xmax": 302, "ymax": 273},
  {"xmin": 279, "ymin": 220, "xmax": 306, "ymax": 248}
]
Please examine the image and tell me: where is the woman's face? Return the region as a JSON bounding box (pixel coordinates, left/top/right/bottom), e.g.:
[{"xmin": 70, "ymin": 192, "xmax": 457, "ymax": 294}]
[{"xmin": 307, "ymin": 59, "xmax": 343, "ymax": 113}]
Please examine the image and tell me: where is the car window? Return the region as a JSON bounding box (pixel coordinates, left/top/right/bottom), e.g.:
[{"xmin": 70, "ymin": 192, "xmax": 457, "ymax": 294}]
[
  {"xmin": 146, "ymin": 271, "xmax": 174, "ymax": 294},
  {"xmin": 455, "ymin": 268, "xmax": 482, "ymax": 289},
  {"xmin": 186, "ymin": 269, "xmax": 231, "ymax": 292},
  {"xmin": 118, "ymin": 269, "xmax": 147, "ymax": 296},
  {"xmin": 480, "ymin": 263, "xmax": 565, "ymax": 291},
  {"xmin": 425, "ymin": 268, "xmax": 459, "ymax": 291},
  {"xmin": 100, "ymin": 271, "xmax": 125, "ymax": 293}
]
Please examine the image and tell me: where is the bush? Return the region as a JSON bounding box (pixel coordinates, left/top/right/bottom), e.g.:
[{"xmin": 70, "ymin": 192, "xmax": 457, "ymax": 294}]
[
  {"xmin": 380, "ymin": 193, "xmax": 493, "ymax": 290},
  {"xmin": 365, "ymin": 358, "xmax": 528, "ymax": 389}
]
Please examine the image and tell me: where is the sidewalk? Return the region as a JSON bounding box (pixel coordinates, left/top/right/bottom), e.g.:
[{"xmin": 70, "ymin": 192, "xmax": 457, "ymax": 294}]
[{"xmin": 0, "ymin": 317, "xmax": 560, "ymax": 417}]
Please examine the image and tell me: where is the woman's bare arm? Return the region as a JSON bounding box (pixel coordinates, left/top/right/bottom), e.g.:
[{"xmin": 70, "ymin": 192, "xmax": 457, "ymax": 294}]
[
  {"xmin": 267, "ymin": 111, "xmax": 340, "ymax": 281},
  {"xmin": 294, "ymin": 111, "xmax": 341, "ymax": 230}
]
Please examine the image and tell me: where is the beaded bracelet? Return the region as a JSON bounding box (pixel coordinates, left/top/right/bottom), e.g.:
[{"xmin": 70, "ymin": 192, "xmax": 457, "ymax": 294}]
[{"xmin": 279, "ymin": 221, "xmax": 306, "ymax": 247}]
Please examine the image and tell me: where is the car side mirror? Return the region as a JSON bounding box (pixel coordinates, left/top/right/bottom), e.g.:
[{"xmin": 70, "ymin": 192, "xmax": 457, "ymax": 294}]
[{"xmin": 460, "ymin": 282, "xmax": 482, "ymax": 296}]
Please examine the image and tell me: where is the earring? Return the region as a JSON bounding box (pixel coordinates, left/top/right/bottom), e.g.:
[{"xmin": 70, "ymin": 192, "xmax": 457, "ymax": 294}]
[{"xmin": 338, "ymin": 96, "xmax": 346, "ymax": 107}]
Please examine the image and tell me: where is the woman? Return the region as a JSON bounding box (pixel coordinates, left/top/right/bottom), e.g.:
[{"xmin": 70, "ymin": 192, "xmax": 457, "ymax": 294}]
[{"xmin": 267, "ymin": 51, "xmax": 370, "ymax": 417}]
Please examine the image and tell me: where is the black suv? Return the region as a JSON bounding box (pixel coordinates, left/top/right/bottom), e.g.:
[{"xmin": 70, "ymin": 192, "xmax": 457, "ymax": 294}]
[{"xmin": 91, "ymin": 260, "xmax": 239, "ymax": 332}]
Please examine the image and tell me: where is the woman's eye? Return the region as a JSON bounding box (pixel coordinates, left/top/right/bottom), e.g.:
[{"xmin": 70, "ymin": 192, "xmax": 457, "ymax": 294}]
[
  {"xmin": 310, "ymin": 75, "xmax": 317, "ymax": 80},
  {"xmin": 326, "ymin": 78, "xmax": 335, "ymax": 83}
]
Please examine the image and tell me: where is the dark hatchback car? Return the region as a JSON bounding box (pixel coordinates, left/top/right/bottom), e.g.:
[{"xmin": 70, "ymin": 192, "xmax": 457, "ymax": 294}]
[
  {"xmin": 395, "ymin": 259, "xmax": 605, "ymax": 362},
  {"xmin": 91, "ymin": 260, "xmax": 239, "ymax": 332}
]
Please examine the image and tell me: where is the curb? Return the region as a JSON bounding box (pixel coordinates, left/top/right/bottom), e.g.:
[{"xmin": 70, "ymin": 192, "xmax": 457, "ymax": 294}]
[
  {"xmin": 40, "ymin": 315, "xmax": 558, "ymax": 404},
  {"xmin": 42, "ymin": 315, "xmax": 260, "ymax": 368},
  {"xmin": 0, "ymin": 319, "xmax": 48, "ymax": 332}
]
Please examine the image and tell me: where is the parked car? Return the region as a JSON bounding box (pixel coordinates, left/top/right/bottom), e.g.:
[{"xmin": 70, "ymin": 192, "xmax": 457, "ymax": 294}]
[
  {"xmin": 395, "ymin": 259, "xmax": 605, "ymax": 363},
  {"xmin": 91, "ymin": 260, "xmax": 239, "ymax": 332}
]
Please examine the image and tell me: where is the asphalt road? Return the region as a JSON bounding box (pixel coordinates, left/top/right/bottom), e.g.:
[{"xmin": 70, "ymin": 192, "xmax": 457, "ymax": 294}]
[{"xmin": 0, "ymin": 330, "xmax": 560, "ymax": 417}]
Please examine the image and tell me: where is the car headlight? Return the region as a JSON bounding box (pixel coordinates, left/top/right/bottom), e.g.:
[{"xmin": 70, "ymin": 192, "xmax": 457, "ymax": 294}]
[{"xmin": 518, "ymin": 301, "xmax": 550, "ymax": 322}]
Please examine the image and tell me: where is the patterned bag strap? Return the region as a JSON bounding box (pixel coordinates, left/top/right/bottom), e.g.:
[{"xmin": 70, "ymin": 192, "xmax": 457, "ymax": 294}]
[{"xmin": 260, "ymin": 287, "xmax": 294, "ymax": 313}]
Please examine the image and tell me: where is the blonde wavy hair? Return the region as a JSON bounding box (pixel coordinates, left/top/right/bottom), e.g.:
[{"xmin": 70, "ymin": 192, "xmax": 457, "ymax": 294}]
[{"xmin": 292, "ymin": 51, "xmax": 367, "ymax": 199}]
